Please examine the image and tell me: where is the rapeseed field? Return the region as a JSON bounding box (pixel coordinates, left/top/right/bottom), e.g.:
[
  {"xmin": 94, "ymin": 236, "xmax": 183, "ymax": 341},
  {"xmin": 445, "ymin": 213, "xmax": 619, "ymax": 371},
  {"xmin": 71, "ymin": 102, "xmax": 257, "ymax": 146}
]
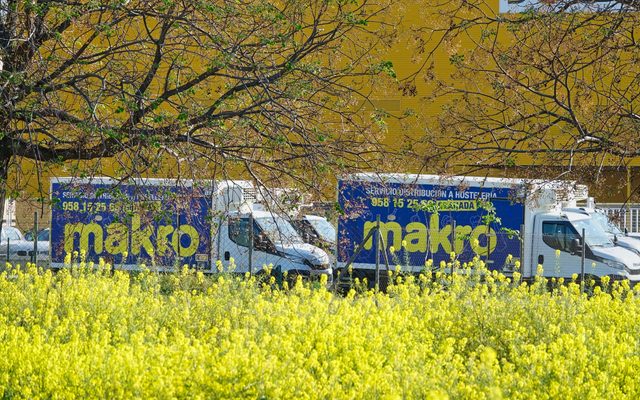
[{"xmin": 0, "ymin": 259, "xmax": 638, "ymax": 399}]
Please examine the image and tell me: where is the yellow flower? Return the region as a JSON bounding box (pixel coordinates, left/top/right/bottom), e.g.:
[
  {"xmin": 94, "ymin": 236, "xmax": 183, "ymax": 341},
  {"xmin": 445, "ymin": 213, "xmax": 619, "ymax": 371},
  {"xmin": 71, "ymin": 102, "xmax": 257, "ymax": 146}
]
[
  {"xmin": 389, "ymin": 246, "xmax": 395, "ymax": 254},
  {"xmin": 4, "ymin": 243, "xmax": 635, "ymax": 398},
  {"xmin": 555, "ymin": 249, "xmax": 561, "ymax": 258}
]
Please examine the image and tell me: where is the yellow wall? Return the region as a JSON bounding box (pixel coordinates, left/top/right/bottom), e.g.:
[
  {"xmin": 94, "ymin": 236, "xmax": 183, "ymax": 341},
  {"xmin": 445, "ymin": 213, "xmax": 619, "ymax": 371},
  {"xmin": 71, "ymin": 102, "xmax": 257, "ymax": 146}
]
[{"xmin": 8, "ymin": 0, "xmax": 638, "ymax": 221}]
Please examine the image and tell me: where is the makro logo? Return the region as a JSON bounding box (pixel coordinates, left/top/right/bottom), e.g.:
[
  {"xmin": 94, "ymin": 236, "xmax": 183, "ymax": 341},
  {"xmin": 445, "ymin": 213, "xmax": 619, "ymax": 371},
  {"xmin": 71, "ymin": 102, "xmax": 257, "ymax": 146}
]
[
  {"xmin": 63, "ymin": 215, "xmax": 200, "ymax": 257},
  {"xmin": 362, "ymin": 213, "xmax": 496, "ymax": 255}
]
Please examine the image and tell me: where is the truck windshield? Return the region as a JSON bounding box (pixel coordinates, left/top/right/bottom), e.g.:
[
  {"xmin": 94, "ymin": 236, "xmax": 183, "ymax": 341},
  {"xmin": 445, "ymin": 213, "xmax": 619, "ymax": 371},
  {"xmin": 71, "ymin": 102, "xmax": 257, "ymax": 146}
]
[
  {"xmin": 592, "ymin": 212, "xmax": 623, "ymax": 235},
  {"xmin": 572, "ymin": 218, "xmax": 614, "ymax": 247},
  {"xmin": 256, "ymin": 216, "xmax": 304, "ymax": 244},
  {"xmin": 308, "ymin": 218, "xmax": 336, "ymax": 244}
]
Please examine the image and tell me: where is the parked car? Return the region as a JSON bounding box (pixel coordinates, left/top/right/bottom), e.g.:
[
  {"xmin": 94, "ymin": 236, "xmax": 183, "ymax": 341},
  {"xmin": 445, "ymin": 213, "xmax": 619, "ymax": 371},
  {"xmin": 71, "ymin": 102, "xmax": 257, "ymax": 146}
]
[
  {"xmin": 0, "ymin": 226, "xmax": 49, "ymax": 266},
  {"xmin": 24, "ymin": 228, "xmax": 50, "ymax": 242}
]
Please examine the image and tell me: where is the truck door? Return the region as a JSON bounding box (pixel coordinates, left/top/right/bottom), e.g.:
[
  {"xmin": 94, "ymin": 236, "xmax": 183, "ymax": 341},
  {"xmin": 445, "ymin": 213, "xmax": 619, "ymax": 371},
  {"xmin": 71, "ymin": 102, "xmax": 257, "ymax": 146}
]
[
  {"xmin": 221, "ymin": 216, "xmax": 251, "ymax": 273},
  {"xmin": 532, "ymin": 219, "xmax": 582, "ymax": 278},
  {"xmin": 222, "ymin": 216, "xmax": 282, "ymax": 273}
]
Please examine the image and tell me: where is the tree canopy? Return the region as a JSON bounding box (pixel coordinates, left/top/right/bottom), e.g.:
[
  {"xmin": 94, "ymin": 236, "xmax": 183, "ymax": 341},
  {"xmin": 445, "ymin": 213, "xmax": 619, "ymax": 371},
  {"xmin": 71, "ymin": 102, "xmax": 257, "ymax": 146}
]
[
  {"xmin": 406, "ymin": 0, "xmax": 640, "ymax": 183},
  {"xmin": 0, "ymin": 0, "xmax": 398, "ymax": 227}
]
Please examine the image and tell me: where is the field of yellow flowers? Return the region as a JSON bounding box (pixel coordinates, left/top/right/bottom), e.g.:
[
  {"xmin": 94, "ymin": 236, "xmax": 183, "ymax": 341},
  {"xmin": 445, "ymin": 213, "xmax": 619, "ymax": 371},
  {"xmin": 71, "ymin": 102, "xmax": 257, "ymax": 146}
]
[{"xmin": 1, "ymin": 260, "xmax": 639, "ymax": 399}]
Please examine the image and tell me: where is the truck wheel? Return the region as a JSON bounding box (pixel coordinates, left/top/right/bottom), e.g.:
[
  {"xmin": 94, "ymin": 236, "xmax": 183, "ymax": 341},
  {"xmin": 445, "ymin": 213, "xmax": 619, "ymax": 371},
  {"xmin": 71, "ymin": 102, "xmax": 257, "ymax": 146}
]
[
  {"xmin": 253, "ymin": 269, "xmax": 272, "ymax": 286},
  {"xmin": 285, "ymin": 269, "xmax": 307, "ymax": 288}
]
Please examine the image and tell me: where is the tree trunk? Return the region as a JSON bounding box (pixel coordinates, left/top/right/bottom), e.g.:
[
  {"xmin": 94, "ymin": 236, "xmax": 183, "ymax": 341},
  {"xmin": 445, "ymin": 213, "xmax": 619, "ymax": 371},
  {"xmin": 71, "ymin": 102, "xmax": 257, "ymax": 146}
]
[{"xmin": 0, "ymin": 144, "xmax": 10, "ymax": 235}]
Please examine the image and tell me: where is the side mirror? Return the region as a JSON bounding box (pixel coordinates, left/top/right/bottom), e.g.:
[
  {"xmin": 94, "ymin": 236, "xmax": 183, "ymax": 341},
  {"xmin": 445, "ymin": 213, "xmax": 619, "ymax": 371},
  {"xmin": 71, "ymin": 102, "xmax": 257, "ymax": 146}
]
[{"xmin": 570, "ymin": 238, "xmax": 582, "ymax": 254}]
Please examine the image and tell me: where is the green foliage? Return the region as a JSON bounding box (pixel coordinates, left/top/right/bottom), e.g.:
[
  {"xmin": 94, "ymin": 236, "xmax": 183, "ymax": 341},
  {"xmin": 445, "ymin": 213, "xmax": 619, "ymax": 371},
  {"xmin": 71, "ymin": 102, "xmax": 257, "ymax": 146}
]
[
  {"xmin": 449, "ymin": 53, "xmax": 465, "ymax": 67},
  {"xmin": 371, "ymin": 60, "xmax": 397, "ymax": 78},
  {"xmin": 0, "ymin": 0, "xmax": 398, "ymax": 202},
  {"xmin": 345, "ymin": 12, "xmax": 369, "ymax": 26},
  {"xmin": 370, "ymin": 109, "xmax": 389, "ymax": 131}
]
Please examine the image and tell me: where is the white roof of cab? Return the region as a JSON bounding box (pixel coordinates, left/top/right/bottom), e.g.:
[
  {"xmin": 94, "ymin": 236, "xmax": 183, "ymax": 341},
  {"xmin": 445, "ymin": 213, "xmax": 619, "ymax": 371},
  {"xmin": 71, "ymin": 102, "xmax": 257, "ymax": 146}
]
[{"xmin": 304, "ymin": 215, "xmax": 327, "ymax": 221}]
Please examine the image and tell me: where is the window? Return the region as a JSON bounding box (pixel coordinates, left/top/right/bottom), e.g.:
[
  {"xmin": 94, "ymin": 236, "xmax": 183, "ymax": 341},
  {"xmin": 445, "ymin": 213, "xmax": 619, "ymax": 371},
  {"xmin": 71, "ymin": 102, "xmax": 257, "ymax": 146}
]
[
  {"xmin": 256, "ymin": 216, "xmax": 303, "ymax": 244},
  {"xmin": 228, "ymin": 218, "xmax": 251, "ymax": 247},
  {"xmin": 38, "ymin": 229, "xmax": 50, "ymax": 241},
  {"xmin": 228, "ymin": 217, "xmax": 278, "ymax": 254},
  {"xmin": 0, "ymin": 227, "xmax": 23, "ymax": 242},
  {"xmin": 307, "ymin": 218, "xmax": 336, "ymax": 244},
  {"xmin": 291, "ymin": 220, "xmax": 316, "ymax": 243},
  {"xmin": 542, "ymin": 222, "xmax": 579, "ymax": 252}
]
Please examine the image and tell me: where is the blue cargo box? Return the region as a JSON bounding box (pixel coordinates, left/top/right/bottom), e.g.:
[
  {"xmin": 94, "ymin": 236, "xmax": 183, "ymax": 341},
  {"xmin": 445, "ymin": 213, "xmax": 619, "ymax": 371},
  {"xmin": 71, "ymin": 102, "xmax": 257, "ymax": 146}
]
[
  {"xmin": 50, "ymin": 178, "xmax": 213, "ymax": 270},
  {"xmin": 337, "ymin": 177, "xmax": 525, "ymax": 272}
]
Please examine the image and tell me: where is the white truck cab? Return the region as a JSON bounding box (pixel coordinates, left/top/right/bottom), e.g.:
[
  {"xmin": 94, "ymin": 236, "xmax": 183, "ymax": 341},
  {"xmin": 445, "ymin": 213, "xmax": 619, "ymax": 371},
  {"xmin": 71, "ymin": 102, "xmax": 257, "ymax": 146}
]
[
  {"xmin": 517, "ymin": 182, "xmax": 640, "ymax": 282},
  {"xmin": 212, "ymin": 181, "xmax": 332, "ymax": 281},
  {"xmin": 532, "ymin": 209, "xmax": 640, "ymax": 281},
  {"xmin": 251, "ymin": 186, "xmax": 337, "ymax": 255}
]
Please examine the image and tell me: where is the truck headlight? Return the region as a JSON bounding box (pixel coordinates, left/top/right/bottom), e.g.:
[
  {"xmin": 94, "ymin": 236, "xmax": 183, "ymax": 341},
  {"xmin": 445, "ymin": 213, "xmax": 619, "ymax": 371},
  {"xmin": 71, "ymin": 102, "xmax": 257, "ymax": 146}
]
[{"xmin": 604, "ymin": 260, "xmax": 626, "ymax": 270}]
